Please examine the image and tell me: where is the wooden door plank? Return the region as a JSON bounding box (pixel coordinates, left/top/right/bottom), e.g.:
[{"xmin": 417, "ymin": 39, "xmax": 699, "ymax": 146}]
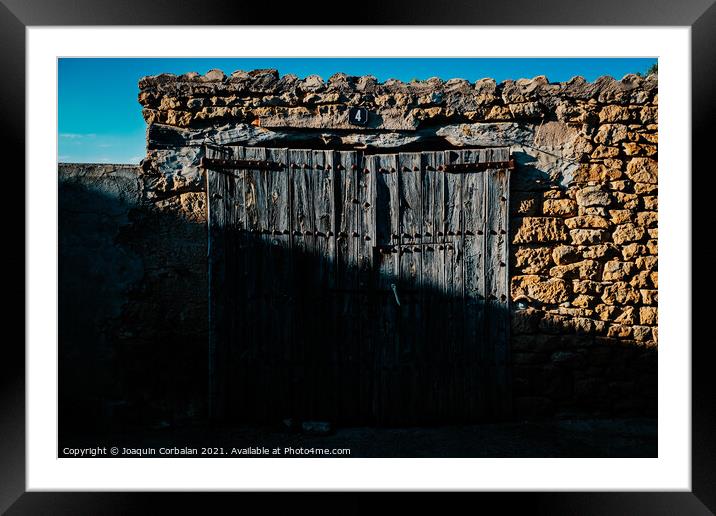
[
  {"xmin": 206, "ymin": 146, "xmax": 227, "ymax": 422},
  {"xmin": 461, "ymin": 149, "xmax": 488, "ymax": 418},
  {"xmin": 443, "ymin": 150, "xmax": 465, "ymax": 419},
  {"xmin": 288, "ymin": 148, "xmax": 313, "ymax": 419},
  {"xmin": 335, "ymin": 150, "xmax": 360, "ymax": 422},
  {"xmin": 398, "ymin": 151, "xmax": 423, "ymax": 423},
  {"xmin": 226, "ymin": 145, "xmax": 252, "ymax": 422},
  {"xmin": 310, "ymin": 149, "xmax": 335, "ymax": 420},
  {"xmin": 206, "ymin": 144, "xmax": 512, "ymax": 425},
  {"xmin": 357, "ymin": 153, "xmax": 376, "ymax": 423},
  {"xmin": 264, "ymin": 147, "xmax": 290, "ymax": 418},
  {"xmin": 485, "ymin": 153, "xmax": 511, "ymax": 417},
  {"xmin": 372, "ymin": 152, "xmax": 400, "ymax": 425},
  {"xmin": 241, "ymin": 146, "xmax": 270, "ymax": 421}
]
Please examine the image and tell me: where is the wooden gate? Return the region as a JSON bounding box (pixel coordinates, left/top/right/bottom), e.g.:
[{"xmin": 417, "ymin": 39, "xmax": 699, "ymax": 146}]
[{"xmin": 205, "ymin": 145, "xmax": 512, "ymax": 425}]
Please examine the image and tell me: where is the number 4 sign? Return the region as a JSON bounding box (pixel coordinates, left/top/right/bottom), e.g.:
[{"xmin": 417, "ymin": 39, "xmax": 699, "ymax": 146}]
[{"xmin": 348, "ymin": 106, "xmax": 369, "ymax": 126}]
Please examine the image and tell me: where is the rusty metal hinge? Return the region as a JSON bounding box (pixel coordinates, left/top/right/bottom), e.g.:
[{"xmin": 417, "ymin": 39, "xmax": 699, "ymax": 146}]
[
  {"xmin": 201, "ymin": 157, "xmax": 285, "ymax": 171},
  {"xmin": 443, "ymin": 158, "xmax": 515, "ymax": 172}
]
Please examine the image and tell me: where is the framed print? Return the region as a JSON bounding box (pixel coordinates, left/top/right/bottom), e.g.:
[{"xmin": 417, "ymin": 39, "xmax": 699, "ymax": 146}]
[{"xmin": 3, "ymin": 0, "xmax": 714, "ymax": 512}]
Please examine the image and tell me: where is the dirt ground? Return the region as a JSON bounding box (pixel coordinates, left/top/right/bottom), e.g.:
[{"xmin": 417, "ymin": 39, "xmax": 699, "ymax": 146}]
[{"xmin": 61, "ymin": 418, "xmax": 657, "ymax": 458}]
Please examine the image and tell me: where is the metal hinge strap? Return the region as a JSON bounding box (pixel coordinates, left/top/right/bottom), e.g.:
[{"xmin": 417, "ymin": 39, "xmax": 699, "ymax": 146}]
[
  {"xmin": 201, "ymin": 157, "xmax": 285, "ymax": 171},
  {"xmin": 443, "ymin": 159, "xmax": 515, "ymax": 172}
]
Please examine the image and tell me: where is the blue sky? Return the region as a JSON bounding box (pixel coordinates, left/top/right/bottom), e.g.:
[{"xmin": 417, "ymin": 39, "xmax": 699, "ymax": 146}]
[{"xmin": 58, "ymin": 57, "xmax": 657, "ymax": 164}]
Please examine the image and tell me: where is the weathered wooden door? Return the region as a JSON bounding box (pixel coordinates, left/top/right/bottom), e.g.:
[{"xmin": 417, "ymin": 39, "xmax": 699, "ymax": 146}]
[{"xmin": 205, "ymin": 145, "xmax": 511, "ymax": 425}]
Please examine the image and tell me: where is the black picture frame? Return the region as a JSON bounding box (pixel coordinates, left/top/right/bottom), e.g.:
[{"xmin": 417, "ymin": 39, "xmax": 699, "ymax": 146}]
[{"xmin": 3, "ymin": 1, "xmax": 713, "ymax": 512}]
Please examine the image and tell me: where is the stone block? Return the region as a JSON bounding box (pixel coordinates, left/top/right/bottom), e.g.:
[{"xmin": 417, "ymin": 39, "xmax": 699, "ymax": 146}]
[
  {"xmin": 570, "ymin": 229, "xmax": 608, "ymax": 245},
  {"xmin": 639, "ymin": 306, "xmax": 658, "ymax": 326},
  {"xmin": 625, "ymin": 157, "xmax": 658, "ymax": 184},
  {"xmin": 601, "ymin": 282, "xmax": 641, "ymax": 305},
  {"xmin": 549, "ymin": 260, "xmax": 601, "ymax": 280},
  {"xmin": 552, "ymin": 245, "xmax": 581, "ymax": 265},
  {"xmin": 602, "ymin": 261, "xmax": 635, "ymax": 281},
  {"xmin": 613, "ymin": 223, "xmax": 646, "ymax": 244},
  {"xmin": 543, "ymin": 199, "xmax": 577, "ymax": 217},
  {"xmin": 576, "ymin": 186, "xmax": 611, "ymax": 207},
  {"xmin": 513, "ymin": 217, "xmax": 568, "ymax": 244},
  {"xmin": 514, "ymin": 247, "xmax": 553, "ymax": 274},
  {"xmin": 511, "ymin": 275, "xmax": 571, "ymax": 305}
]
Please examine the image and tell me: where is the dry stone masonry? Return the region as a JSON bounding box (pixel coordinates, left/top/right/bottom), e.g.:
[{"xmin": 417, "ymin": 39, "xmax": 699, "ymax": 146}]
[
  {"xmin": 140, "ymin": 69, "xmax": 657, "ymax": 418},
  {"xmin": 61, "ymin": 68, "xmax": 658, "ymax": 425}
]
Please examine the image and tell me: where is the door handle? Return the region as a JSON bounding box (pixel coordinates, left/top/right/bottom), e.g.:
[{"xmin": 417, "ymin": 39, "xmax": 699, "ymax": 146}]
[{"xmin": 390, "ymin": 283, "xmax": 401, "ymax": 307}]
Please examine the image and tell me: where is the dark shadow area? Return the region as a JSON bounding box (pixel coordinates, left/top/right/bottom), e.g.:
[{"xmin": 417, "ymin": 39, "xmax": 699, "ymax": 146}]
[
  {"xmin": 58, "ymin": 169, "xmax": 656, "ymax": 458},
  {"xmin": 209, "ymin": 228, "xmax": 510, "ymax": 428}
]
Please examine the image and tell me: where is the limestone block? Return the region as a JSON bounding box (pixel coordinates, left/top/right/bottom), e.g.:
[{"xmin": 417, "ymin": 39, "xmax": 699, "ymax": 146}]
[
  {"xmin": 643, "ymin": 196, "xmax": 658, "ymax": 211},
  {"xmin": 599, "ymin": 105, "xmax": 631, "ymax": 122},
  {"xmin": 625, "ymin": 157, "xmax": 658, "ymax": 184},
  {"xmin": 594, "ymin": 123, "xmax": 628, "ymax": 144},
  {"xmin": 602, "ymin": 261, "xmax": 635, "ymax": 281},
  {"xmin": 640, "ymin": 307, "xmax": 658, "ymax": 326},
  {"xmin": 570, "ymin": 229, "xmax": 607, "ymax": 245},
  {"xmin": 512, "ymin": 217, "xmax": 568, "ymax": 244},
  {"xmin": 622, "ymin": 243, "xmax": 647, "ymax": 260},
  {"xmin": 590, "ymin": 145, "xmax": 620, "ymax": 159},
  {"xmin": 635, "ymin": 256, "xmax": 658, "ymax": 271},
  {"xmin": 580, "ymin": 244, "xmax": 619, "ymax": 260},
  {"xmin": 632, "ymin": 326, "xmax": 653, "ymax": 342},
  {"xmin": 601, "ymin": 282, "xmax": 640, "ymax": 305},
  {"xmin": 634, "ymin": 183, "xmax": 658, "ymax": 195},
  {"xmin": 543, "ymin": 199, "xmax": 577, "ymax": 217},
  {"xmin": 630, "ymin": 270, "xmax": 654, "ymax": 289},
  {"xmin": 573, "ymin": 280, "xmax": 603, "ymax": 295},
  {"xmin": 552, "ymin": 245, "xmax": 580, "ymax": 265},
  {"xmin": 564, "ymin": 215, "xmax": 610, "ymax": 229},
  {"xmin": 640, "ymin": 289, "xmax": 658, "ymax": 305},
  {"xmin": 576, "ymin": 186, "xmax": 611, "ymax": 207},
  {"xmin": 613, "ymin": 223, "xmax": 646, "ymax": 244},
  {"xmin": 514, "ymin": 247, "xmax": 553, "ymax": 274},
  {"xmin": 549, "ymin": 260, "xmax": 601, "ymax": 280},
  {"xmin": 611, "ymin": 193, "xmax": 639, "ymax": 210},
  {"xmin": 511, "ymin": 275, "xmax": 570, "ymax": 304}
]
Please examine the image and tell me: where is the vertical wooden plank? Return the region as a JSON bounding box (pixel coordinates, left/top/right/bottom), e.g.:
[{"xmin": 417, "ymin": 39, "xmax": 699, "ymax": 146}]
[
  {"xmin": 241, "ymin": 146, "xmax": 269, "ymax": 421},
  {"xmin": 372, "ymin": 152, "xmax": 400, "ymax": 425},
  {"xmin": 335, "ymin": 150, "xmax": 360, "ymax": 422},
  {"xmin": 442, "ymin": 149, "xmax": 464, "ymax": 420},
  {"xmin": 485, "ymin": 149, "xmax": 511, "ymax": 417},
  {"xmin": 206, "ymin": 148, "xmax": 225, "ymax": 422},
  {"xmin": 397, "ymin": 152, "xmax": 422, "ymax": 357},
  {"xmin": 356, "ymin": 152, "xmax": 375, "ymax": 422},
  {"xmin": 398, "ymin": 151, "xmax": 422, "ymax": 422},
  {"xmin": 226, "ymin": 145, "xmax": 250, "ymax": 422},
  {"xmin": 288, "ymin": 148, "xmax": 313, "ymax": 419},
  {"xmin": 443, "ymin": 150, "xmax": 463, "ymax": 240},
  {"xmin": 461, "ymin": 148, "xmax": 488, "ymax": 418},
  {"xmin": 312, "ymin": 150, "xmax": 333, "ymax": 291},
  {"xmin": 386, "ymin": 152, "xmax": 402, "ymax": 425},
  {"xmin": 421, "ymin": 150, "xmax": 445, "ymax": 421},
  {"xmin": 310, "ymin": 149, "xmax": 334, "ymax": 419},
  {"xmin": 265, "ymin": 147, "xmax": 290, "ymax": 419},
  {"xmin": 206, "ymin": 143, "xmax": 245, "ymax": 423},
  {"xmin": 326, "ymin": 150, "xmax": 340, "ymax": 419}
]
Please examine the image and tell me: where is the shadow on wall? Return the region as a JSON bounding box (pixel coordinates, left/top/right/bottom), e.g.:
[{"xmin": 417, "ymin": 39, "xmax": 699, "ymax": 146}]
[
  {"xmin": 59, "ymin": 167, "xmax": 514, "ymax": 434},
  {"xmin": 58, "ymin": 164, "xmax": 656, "ymax": 441},
  {"xmin": 59, "ymin": 172, "xmax": 208, "ymax": 439},
  {"xmin": 208, "ymin": 227, "xmax": 511, "ymax": 427}
]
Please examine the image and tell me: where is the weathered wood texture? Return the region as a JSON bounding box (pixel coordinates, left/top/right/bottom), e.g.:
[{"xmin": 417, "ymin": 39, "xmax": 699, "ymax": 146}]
[{"xmin": 207, "ymin": 145, "xmax": 510, "ymax": 425}]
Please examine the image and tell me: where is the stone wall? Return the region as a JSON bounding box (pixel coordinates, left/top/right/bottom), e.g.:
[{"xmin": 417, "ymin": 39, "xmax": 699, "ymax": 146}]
[
  {"xmin": 59, "ymin": 164, "xmax": 208, "ymax": 432},
  {"xmin": 59, "ymin": 68, "xmax": 657, "ymax": 426}
]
